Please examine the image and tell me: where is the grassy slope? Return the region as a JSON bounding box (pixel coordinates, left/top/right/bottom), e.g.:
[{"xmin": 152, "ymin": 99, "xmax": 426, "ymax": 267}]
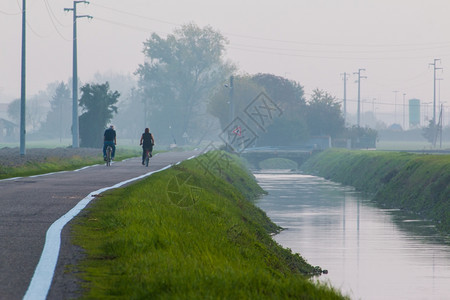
[
  {"xmin": 72, "ymin": 152, "xmax": 346, "ymax": 299},
  {"xmin": 300, "ymin": 149, "xmax": 450, "ymax": 233}
]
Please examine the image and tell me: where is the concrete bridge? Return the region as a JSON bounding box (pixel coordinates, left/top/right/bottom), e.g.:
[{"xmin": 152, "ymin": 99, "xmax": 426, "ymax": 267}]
[{"xmin": 240, "ymin": 146, "xmax": 316, "ymax": 168}]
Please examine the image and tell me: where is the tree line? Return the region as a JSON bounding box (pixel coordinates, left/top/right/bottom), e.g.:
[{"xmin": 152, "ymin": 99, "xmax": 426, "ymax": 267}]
[{"xmin": 6, "ymin": 22, "xmax": 377, "ymax": 148}]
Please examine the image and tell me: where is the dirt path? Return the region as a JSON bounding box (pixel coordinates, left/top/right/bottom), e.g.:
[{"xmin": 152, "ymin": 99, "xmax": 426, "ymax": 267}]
[{"xmin": 0, "ymin": 151, "xmax": 199, "ymax": 300}]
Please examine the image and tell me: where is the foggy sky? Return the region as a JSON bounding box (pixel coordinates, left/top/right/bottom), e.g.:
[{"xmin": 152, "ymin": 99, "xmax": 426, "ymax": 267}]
[{"xmin": 1, "ymin": 0, "xmax": 450, "ymax": 124}]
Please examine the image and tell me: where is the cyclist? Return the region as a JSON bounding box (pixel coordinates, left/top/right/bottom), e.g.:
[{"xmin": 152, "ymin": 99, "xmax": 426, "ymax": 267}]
[
  {"xmin": 140, "ymin": 128, "xmax": 154, "ymax": 165},
  {"xmin": 103, "ymin": 125, "xmax": 116, "ymax": 161}
]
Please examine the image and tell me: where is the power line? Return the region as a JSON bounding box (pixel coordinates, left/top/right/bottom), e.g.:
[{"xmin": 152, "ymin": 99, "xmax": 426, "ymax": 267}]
[
  {"xmin": 0, "ymin": 8, "xmax": 22, "ymax": 15},
  {"xmin": 230, "ymin": 41, "xmax": 450, "ymax": 55},
  {"xmin": 43, "ymin": 0, "xmax": 68, "ymax": 27},
  {"xmin": 90, "ymin": 2, "xmax": 450, "ymax": 51},
  {"xmin": 94, "ymin": 16, "xmax": 170, "ymax": 35},
  {"xmin": 227, "ymin": 44, "xmax": 450, "ymax": 61},
  {"xmin": 90, "ymin": 3, "xmax": 178, "ymax": 26},
  {"xmin": 43, "ymin": 0, "xmax": 71, "ymax": 41}
]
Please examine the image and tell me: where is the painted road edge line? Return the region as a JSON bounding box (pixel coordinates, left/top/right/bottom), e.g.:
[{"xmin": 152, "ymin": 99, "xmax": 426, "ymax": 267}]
[
  {"xmin": 23, "ymin": 164, "xmax": 173, "ymax": 300},
  {"xmin": 0, "ymin": 165, "xmax": 99, "ymax": 182}
]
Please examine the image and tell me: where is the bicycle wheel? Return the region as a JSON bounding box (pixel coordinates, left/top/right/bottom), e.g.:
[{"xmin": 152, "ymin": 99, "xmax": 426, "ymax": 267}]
[
  {"xmin": 145, "ymin": 151, "xmax": 150, "ymax": 167},
  {"xmin": 106, "ymin": 146, "xmax": 112, "ymax": 166}
]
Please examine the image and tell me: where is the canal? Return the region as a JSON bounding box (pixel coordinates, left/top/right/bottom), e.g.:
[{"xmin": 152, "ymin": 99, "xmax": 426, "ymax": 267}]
[{"xmin": 254, "ymin": 170, "xmax": 450, "ymax": 300}]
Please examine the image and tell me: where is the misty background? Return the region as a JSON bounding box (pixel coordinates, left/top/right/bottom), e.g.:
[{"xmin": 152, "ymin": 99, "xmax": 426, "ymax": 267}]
[{"xmin": 1, "ymin": 0, "xmax": 450, "ymax": 148}]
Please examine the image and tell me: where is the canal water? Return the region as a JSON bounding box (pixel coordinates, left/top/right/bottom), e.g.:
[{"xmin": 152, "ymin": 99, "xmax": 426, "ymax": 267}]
[{"xmin": 254, "ymin": 170, "xmax": 450, "ymax": 300}]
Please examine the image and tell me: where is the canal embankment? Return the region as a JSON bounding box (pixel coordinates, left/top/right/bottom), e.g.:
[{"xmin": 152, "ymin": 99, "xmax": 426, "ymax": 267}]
[
  {"xmin": 68, "ymin": 151, "xmax": 347, "ymax": 299},
  {"xmin": 300, "ymin": 149, "xmax": 450, "ymax": 234}
]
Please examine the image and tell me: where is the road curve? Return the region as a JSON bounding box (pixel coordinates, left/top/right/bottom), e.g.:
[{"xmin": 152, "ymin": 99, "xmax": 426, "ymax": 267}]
[{"xmin": 0, "ymin": 151, "xmax": 199, "ymax": 300}]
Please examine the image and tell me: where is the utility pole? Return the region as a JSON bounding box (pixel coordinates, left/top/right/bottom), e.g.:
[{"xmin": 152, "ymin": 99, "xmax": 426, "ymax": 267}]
[
  {"xmin": 65, "ymin": 1, "xmax": 92, "ymax": 148},
  {"xmin": 429, "ymin": 59, "xmax": 443, "ymax": 126},
  {"xmin": 20, "ymin": 0, "xmax": 26, "ymax": 155},
  {"xmin": 229, "ymin": 75, "xmax": 234, "ymax": 124},
  {"xmin": 402, "ymin": 93, "xmax": 406, "ymax": 130},
  {"xmin": 437, "ymin": 78, "xmax": 443, "ymax": 112},
  {"xmin": 341, "ymin": 72, "xmax": 349, "ymax": 123},
  {"xmin": 392, "ymin": 90, "xmax": 399, "ymax": 124},
  {"xmin": 354, "ymin": 69, "xmax": 366, "ymax": 127}
]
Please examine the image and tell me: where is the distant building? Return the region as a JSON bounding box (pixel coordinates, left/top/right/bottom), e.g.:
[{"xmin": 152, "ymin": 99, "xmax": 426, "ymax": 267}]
[
  {"xmin": 409, "ymin": 99, "xmax": 420, "ymax": 127},
  {"xmin": 0, "ymin": 118, "xmax": 18, "ymax": 142},
  {"xmin": 0, "ymin": 103, "xmax": 8, "ymax": 119}
]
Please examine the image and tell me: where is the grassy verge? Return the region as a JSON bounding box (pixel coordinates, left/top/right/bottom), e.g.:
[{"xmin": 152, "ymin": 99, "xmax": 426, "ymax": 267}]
[
  {"xmin": 0, "ymin": 147, "xmax": 140, "ymax": 180},
  {"xmin": 71, "ymin": 151, "xmax": 346, "ymax": 299},
  {"xmin": 300, "ymin": 149, "xmax": 450, "ymax": 234}
]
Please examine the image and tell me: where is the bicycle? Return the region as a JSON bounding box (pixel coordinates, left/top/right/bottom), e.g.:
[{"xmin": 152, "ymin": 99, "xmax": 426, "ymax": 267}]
[
  {"xmin": 144, "ymin": 149, "xmax": 151, "ymax": 167},
  {"xmin": 105, "ymin": 145, "xmax": 112, "ymax": 166}
]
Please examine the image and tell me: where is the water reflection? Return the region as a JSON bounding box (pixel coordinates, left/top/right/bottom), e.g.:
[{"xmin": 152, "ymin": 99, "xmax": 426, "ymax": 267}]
[{"xmin": 254, "ymin": 170, "xmax": 450, "ymax": 300}]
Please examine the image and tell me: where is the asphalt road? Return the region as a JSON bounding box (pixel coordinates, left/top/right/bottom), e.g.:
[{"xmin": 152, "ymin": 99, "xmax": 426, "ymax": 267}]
[{"xmin": 0, "ymin": 151, "xmax": 199, "ymax": 300}]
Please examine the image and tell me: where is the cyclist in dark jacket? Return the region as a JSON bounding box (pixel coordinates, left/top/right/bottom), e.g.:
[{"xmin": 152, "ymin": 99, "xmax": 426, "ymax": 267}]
[
  {"xmin": 103, "ymin": 125, "xmax": 116, "ymax": 160},
  {"xmin": 140, "ymin": 128, "xmax": 154, "ymax": 165}
]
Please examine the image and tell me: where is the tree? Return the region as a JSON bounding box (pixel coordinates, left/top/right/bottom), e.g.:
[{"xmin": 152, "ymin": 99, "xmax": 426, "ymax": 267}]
[
  {"xmin": 111, "ymin": 87, "xmax": 147, "ymax": 144},
  {"xmin": 79, "ymin": 82, "xmax": 119, "ymax": 148},
  {"xmin": 422, "ymin": 120, "xmax": 438, "ymax": 145},
  {"xmin": 7, "ymin": 98, "xmax": 20, "ymax": 124},
  {"xmin": 136, "ymin": 23, "xmax": 234, "ymax": 144},
  {"xmin": 305, "ymin": 89, "xmax": 345, "ymax": 137},
  {"xmin": 209, "ymin": 73, "xmax": 310, "ymax": 146},
  {"xmin": 251, "ymin": 73, "xmax": 306, "ymax": 120},
  {"xmin": 6, "ymin": 97, "xmax": 46, "ymax": 133},
  {"xmin": 40, "ymin": 82, "xmax": 71, "ymax": 140},
  {"xmin": 345, "ymin": 125, "xmax": 378, "ymax": 149},
  {"xmin": 208, "ymin": 75, "xmax": 262, "ymax": 130},
  {"xmin": 251, "ymin": 74, "xmax": 308, "ymax": 145},
  {"xmin": 259, "ymin": 118, "xmax": 309, "ymax": 146}
]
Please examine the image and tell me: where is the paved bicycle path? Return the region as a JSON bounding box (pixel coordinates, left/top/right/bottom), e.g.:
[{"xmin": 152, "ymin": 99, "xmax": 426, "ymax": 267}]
[{"xmin": 0, "ymin": 151, "xmax": 199, "ymax": 300}]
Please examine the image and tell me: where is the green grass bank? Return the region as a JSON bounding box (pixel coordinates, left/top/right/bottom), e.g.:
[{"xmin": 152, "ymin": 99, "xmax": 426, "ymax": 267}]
[
  {"xmin": 0, "ymin": 147, "xmax": 140, "ymax": 179},
  {"xmin": 71, "ymin": 152, "xmax": 346, "ymax": 299},
  {"xmin": 300, "ymin": 149, "xmax": 450, "ymax": 234}
]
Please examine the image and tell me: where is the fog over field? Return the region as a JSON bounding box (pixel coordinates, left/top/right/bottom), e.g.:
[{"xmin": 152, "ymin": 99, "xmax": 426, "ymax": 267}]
[{"xmin": 1, "ymin": 0, "xmax": 450, "ymax": 147}]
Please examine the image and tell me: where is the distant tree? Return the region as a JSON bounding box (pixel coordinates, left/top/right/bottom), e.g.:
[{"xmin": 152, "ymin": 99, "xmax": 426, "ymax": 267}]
[
  {"xmin": 91, "ymin": 71, "xmax": 136, "ymax": 101},
  {"xmin": 251, "ymin": 73, "xmax": 306, "ymax": 120},
  {"xmin": 79, "ymin": 82, "xmax": 119, "ymax": 148},
  {"xmin": 111, "ymin": 87, "xmax": 146, "ymax": 143},
  {"xmin": 6, "ymin": 97, "xmax": 44, "ymax": 132},
  {"xmin": 305, "ymin": 89, "xmax": 345, "ymax": 137},
  {"xmin": 422, "ymin": 120, "xmax": 438, "ymax": 145},
  {"xmin": 40, "ymin": 82, "xmax": 71, "ymax": 140},
  {"xmin": 136, "ymin": 23, "xmax": 234, "ymax": 144},
  {"xmin": 7, "ymin": 99, "xmax": 20, "ymax": 124},
  {"xmin": 208, "ymin": 75, "xmax": 262, "ymax": 130},
  {"xmin": 344, "ymin": 125, "xmax": 378, "ymax": 149},
  {"xmin": 251, "ymin": 74, "xmax": 308, "ymax": 145},
  {"xmin": 209, "ymin": 73, "xmax": 310, "ymax": 146},
  {"xmin": 258, "ymin": 118, "xmax": 309, "ymax": 146}
]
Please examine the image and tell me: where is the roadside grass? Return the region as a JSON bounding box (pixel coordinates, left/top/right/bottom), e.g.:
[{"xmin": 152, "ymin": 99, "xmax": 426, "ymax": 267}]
[
  {"xmin": 0, "ymin": 147, "xmax": 140, "ymax": 180},
  {"xmin": 301, "ymin": 149, "xmax": 450, "ymax": 233},
  {"xmin": 0, "ymin": 139, "xmax": 73, "ymax": 149},
  {"xmin": 72, "ymin": 152, "xmax": 347, "ymax": 299},
  {"xmin": 376, "ymin": 140, "xmax": 450, "ymax": 151}
]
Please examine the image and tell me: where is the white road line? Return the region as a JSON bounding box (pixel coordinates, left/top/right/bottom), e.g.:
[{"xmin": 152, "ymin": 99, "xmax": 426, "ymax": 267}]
[
  {"xmin": 0, "ymin": 165, "xmax": 99, "ymax": 182},
  {"xmin": 30, "ymin": 171, "xmax": 68, "ymax": 178},
  {"xmin": 23, "ymin": 164, "xmax": 173, "ymax": 300},
  {"xmin": 74, "ymin": 165, "xmax": 99, "ymax": 172},
  {"xmin": 0, "ymin": 177, "xmax": 23, "ymax": 181}
]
